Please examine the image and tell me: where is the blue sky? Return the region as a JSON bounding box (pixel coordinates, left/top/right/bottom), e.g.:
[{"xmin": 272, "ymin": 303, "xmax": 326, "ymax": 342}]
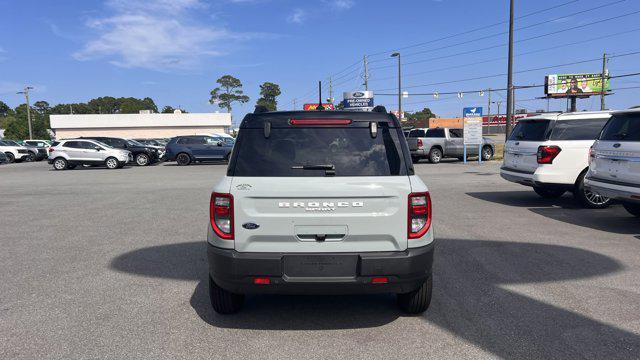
[{"xmin": 1, "ymin": 0, "xmax": 640, "ymax": 124}]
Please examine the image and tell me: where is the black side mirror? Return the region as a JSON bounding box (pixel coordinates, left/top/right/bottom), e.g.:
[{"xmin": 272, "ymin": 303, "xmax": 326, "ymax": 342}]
[{"xmin": 217, "ymin": 141, "xmax": 223, "ymax": 147}]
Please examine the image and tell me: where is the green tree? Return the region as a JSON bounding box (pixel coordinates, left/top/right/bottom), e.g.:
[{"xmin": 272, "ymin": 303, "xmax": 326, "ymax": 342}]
[
  {"xmin": 33, "ymin": 101, "xmax": 50, "ymax": 115},
  {"xmin": 162, "ymin": 106, "xmax": 176, "ymax": 113},
  {"xmin": 88, "ymin": 96, "xmax": 119, "ymax": 114},
  {"xmin": 3, "ymin": 115, "xmax": 50, "ymax": 140},
  {"xmin": 255, "ymin": 82, "xmax": 281, "ymax": 111},
  {"xmin": 209, "ymin": 75, "xmax": 249, "ymax": 113},
  {"xmin": 0, "ymin": 100, "xmax": 13, "ymax": 117},
  {"xmin": 404, "ymin": 107, "xmax": 436, "ymax": 128}
]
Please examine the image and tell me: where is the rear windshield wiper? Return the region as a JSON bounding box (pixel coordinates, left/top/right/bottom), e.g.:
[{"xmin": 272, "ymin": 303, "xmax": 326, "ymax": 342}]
[{"xmin": 291, "ymin": 164, "xmax": 336, "ymax": 176}]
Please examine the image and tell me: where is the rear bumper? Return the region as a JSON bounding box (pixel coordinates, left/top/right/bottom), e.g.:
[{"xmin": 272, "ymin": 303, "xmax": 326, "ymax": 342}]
[
  {"xmin": 207, "ymin": 242, "xmax": 435, "ymax": 295},
  {"xmin": 500, "ymin": 166, "xmax": 574, "ymax": 189},
  {"xmin": 585, "ymin": 176, "xmax": 640, "ymax": 203}
]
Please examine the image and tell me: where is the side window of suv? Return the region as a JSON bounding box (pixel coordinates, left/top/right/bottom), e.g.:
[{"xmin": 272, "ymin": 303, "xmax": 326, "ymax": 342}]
[
  {"xmin": 63, "ymin": 141, "xmax": 82, "ymax": 148},
  {"xmin": 110, "ymin": 139, "xmax": 127, "ymax": 148},
  {"xmin": 550, "ymin": 118, "xmax": 609, "ymax": 140},
  {"xmin": 79, "ymin": 141, "xmax": 99, "ymax": 150},
  {"xmin": 408, "ymin": 129, "xmax": 425, "ymax": 137}
]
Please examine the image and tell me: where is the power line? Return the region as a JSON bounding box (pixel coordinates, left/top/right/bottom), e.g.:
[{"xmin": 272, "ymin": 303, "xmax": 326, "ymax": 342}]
[
  {"xmin": 372, "ymin": 50, "xmax": 640, "ymax": 92},
  {"xmin": 365, "ymin": 0, "xmax": 582, "ymax": 57}
]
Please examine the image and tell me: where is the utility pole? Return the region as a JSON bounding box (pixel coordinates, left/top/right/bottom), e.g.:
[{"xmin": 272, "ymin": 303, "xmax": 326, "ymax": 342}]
[
  {"xmin": 505, "ymin": 0, "xmax": 515, "ymax": 140},
  {"xmin": 601, "ymin": 53, "xmax": 608, "ymax": 111},
  {"xmin": 328, "ymin": 77, "xmax": 334, "ymax": 103},
  {"xmin": 391, "ymin": 52, "xmax": 401, "ymax": 119},
  {"xmin": 363, "ymin": 55, "xmax": 369, "ymax": 91},
  {"xmin": 16, "ymin": 86, "xmax": 34, "ymax": 140},
  {"xmin": 487, "ymin": 88, "xmax": 492, "ymax": 134}
]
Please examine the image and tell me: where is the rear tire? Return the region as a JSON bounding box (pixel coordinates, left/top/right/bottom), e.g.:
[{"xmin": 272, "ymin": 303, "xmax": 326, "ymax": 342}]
[
  {"xmin": 574, "ymin": 172, "xmax": 611, "ymax": 209},
  {"xmin": 209, "ymin": 276, "xmax": 244, "ymax": 314},
  {"xmin": 5, "ymin": 152, "xmax": 15, "ymax": 163},
  {"xmin": 397, "ymin": 276, "xmax": 432, "ymax": 314},
  {"xmin": 26, "ymin": 151, "xmax": 35, "ymax": 162},
  {"xmin": 176, "ymin": 152, "xmax": 191, "ymax": 166},
  {"xmin": 53, "ymin": 158, "xmax": 68, "ymax": 170},
  {"xmin": 481, "ymin": 146, "xmax": 494, "ymax": 161},
  {"xmin": 428, "ymin": 148, "xmax": 442, "ymax": 164},
  {"xmin": 622, "ymin": 203, "xmax": 640, "ymax": 217},
  {"xmin": 533, "ymin": 186, "xmax": 565, "ymax": 199}
]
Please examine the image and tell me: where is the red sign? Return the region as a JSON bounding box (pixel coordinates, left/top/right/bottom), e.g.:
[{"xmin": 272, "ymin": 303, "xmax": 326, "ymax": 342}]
[{"xmin": 303, "ymin": 103, "xmax": 335, "ymax": 110}]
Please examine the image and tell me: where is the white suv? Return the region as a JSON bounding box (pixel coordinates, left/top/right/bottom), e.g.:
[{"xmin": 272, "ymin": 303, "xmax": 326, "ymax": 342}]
[
  {"xmin": 48, "ymin": 139, "xmax": 132, "ymax": 170},
  {"xmin": 206, "ymin": 108, "xmax": 434, "ymax": 314},
  {"xmin": 0, "ymin": 140, "xmax": 32, "ymax": 163},
  {"xmin": 501, "ymin": 111, "xmax": 612, "ymax": 208},
  {"xmin": 585, "ymin": 108, "xmax": 640, "ymax": 217}
]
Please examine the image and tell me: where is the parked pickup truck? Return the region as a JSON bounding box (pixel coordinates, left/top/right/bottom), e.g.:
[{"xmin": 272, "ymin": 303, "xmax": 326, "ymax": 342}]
[{"xmin": 406, "ymin": 127, "xmax": 495, "ymax": 163}]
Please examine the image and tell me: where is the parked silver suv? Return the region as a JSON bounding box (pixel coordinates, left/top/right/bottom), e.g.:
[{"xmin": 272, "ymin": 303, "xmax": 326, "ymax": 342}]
[{"xmin": 48, "ymin": 139, "xmax": 132, "ymax": 170}]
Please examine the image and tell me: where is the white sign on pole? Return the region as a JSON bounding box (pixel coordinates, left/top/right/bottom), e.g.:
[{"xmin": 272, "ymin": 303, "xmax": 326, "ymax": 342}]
[{"xmin": 463, "ymin": 118, "xmax": 483, "ymax": 145}]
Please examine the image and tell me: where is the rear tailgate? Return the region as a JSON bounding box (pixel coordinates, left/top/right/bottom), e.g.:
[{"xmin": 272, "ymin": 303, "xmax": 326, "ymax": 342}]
[
  {"xmin": 230, "ymin": 177, "xmax": 411, "ymax": 253},
  {"xmin": 503, "ymin": 119, "xmax": 553, "ymax": 173}
]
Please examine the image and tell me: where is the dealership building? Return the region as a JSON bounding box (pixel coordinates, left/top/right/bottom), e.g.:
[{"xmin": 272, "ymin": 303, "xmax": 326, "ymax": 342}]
[{"xmin": 49, "ymin": 111, "xmax": 232, "ymax": 139}]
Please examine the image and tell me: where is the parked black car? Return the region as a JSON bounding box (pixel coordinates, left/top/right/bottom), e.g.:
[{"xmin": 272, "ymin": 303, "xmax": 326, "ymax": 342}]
[
  {"xmin": 81, "ymin": 137, "xmax": 160, "ymax": 166},
  {"xmin": 165, "ymin": 135, "xmax": 234, "ymax": 165}
]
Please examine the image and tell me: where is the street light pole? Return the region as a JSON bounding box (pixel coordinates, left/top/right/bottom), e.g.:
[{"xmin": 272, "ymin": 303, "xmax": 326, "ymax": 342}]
[
  {"xmin": 17, "ymin": 86, "xmax": 34, "ymax": 140},
  {"xmin": 391, "ymin": 52, "xmax": 401, "ymax": 119},
  {"xmin": 505, "ymin": 0, "xmax": 515, "ymax": 140}
]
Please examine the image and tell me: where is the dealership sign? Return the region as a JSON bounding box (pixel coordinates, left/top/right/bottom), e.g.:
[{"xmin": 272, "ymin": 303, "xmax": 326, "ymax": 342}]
[
  {"xmin": 462, "ymin": 107, "xmax": 483, "ymax": 119},
  {"xmin": 545, "ymin": 73, "xmax": 610, "ymax": 98},
  {"xmin": 463, "ymin": 107, "xmax": 483, "ymax": 145},
  {"xmin": 303, "ymin": 103, "xmax": 335, "ymax": 110},
  {"xmin": 342, "ymin": 91, "xmax": 374, "ymax": 111}
]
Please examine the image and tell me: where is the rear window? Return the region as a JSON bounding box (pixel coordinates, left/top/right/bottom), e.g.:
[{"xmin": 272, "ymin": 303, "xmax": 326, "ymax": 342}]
[
  {"xmin": 549, "ymin": 118, "xmax": 609, "ymax": 140},
  {"xmin": 509, "ymin": 120, "xmax": 551, "ymax": 141},
  {"xmin": 408, "ymin": 129, "xmax": 425, "ymax": 137},
  {"xmin": 232, "ymin": 124, "xmax": 407, "ymax": 177},
  {"xmin": 600, "ymin": 113, "xmax": 640, "ymax": 141},
  {"xmin": 425, "ymin": 128, "xmax": 445, "ymax": 138}
]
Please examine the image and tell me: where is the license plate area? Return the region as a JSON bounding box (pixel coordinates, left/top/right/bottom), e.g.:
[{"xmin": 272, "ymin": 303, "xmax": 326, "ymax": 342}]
[{"xmin": 283, "ymin": 255, "xmax": 358, "ymax": 279}]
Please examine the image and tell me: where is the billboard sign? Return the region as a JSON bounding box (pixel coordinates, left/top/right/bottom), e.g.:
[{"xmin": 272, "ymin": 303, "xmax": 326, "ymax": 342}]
[
  {"xmin": 545, "ymin": 73, "xmax": 610, "ymax": 97},
  {"xmin": 303, "ymin": 103, "xmax": 335, "ymax": 110},
  {"xmin": 463, "ymin": 107, "xmax": 483, "ymax": 119},
  {"xmin": 342, "ymin": 91, "xmax": 374, "ymax": 111}
]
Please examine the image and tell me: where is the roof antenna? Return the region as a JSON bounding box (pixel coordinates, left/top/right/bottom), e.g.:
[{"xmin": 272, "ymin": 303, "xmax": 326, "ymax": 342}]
[{"xmin": 317, "ymin": 81, "xmax": 324, "ymax": 111}]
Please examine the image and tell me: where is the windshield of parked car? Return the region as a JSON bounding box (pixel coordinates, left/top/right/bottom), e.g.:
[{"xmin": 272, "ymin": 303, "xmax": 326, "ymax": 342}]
[
  {"xmin": 232, "ymin": 123, "xmax": 407, "ymax": 177},
  {"xmin": 600, "ymin": 113, "xmax": 640, "ymax": 141},
  {"xmin": 127, "ymin": 139, "xmax": 146, "ymax": 147}
]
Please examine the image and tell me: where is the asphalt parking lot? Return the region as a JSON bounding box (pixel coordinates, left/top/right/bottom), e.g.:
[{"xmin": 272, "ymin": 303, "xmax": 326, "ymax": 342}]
[{"xmin": 1, "ymin": 160, "xmax": 639, "ymax": 359}]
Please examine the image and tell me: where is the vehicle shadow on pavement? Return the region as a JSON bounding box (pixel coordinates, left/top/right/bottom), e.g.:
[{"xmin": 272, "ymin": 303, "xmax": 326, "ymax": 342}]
[
  {"xmin": 467, "ymin": 191, "xmax": 639, "ymax": 235},
  {"xmin": 427, "ymin": 238, "xmax": 639, "ymax": 359},
  {"xmin": 109, "ymin": 241, "xmax": 400, "ymax": 330}
]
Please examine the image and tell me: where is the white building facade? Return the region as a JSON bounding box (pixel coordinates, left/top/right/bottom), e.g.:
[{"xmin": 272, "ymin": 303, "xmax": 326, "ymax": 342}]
[{"xmin": 50, "ymin": 112, "xmax": 231, "ymax": 139}]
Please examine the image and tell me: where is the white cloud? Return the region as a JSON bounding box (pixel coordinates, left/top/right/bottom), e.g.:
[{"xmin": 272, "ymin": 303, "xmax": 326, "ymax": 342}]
[
  {"xmin": 287, "ymin": 8, "xmax": 306, "ymax": 24},
  {"xmin": 73, "ymin": 0, "xmax": 265, "ymax": 71},
  {"xmin": 325, "ymin": 0, "xmax": 354, "ymax": 10}
]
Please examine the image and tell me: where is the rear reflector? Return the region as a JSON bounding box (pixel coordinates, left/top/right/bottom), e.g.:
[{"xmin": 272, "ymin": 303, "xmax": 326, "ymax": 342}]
[
  {"xmin": 290, "ymin": 119, "xmax": 352, "ymax": 126},
  {"xmin": 253, "ymin": 277, "xmax": 270, "ymax": 285},
  {"xmin": 372, "ymin": 277, "xmax": 388, "ymax": 284}
]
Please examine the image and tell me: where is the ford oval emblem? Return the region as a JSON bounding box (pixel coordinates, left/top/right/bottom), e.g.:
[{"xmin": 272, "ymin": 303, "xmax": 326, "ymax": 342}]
[
  {"xmin": 242, "ymin": 222, "xmax": 260, "ymax": 230},
  {"xmin": 613, "ymin": 143, "xmax": 621, "ymax": 148},
  {"xmin": 353, "ymin": 92, "xmax": 365, "ymax": 97}
]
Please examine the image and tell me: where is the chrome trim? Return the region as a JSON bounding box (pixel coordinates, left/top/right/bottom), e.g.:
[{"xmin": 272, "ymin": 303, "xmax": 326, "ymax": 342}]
[{"xmin": 594, "ymin": 154, "xmax": 640, "ymax": 162}]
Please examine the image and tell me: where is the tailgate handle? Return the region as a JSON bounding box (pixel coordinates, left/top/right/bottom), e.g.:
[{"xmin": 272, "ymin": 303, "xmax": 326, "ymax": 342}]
[{"xmin": 297, "ymin": 234, "xmax": 345, "ymax": 242}]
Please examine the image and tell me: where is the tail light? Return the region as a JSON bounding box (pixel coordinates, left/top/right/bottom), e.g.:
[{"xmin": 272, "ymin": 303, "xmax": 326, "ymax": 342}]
[
  {"xmin": 537, "ymin": 145, "xmax": 561, "ymax": 164},
  {"xmin": 417, "ymin": 139, "xmax": 423, "ymax": 148},
  {"xmin": 408, "ymin": 192, "xmax": 432, "ymax": 239},
  {"xmin": 210, "ymin": 193, "xmax": 234, "ymax": 240},
  {"xmin": 48, "ymin": 148, "xmax": 55, "ymax": 153},
  {"xmin": 588, "ymin": 147, "xmax": 595, "ymax": 166}
]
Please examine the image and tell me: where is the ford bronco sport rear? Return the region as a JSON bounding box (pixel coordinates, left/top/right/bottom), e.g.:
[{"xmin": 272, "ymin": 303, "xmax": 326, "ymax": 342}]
[{"xmin": 207, "ymin": 107, "xmax": 434, "ymax": 314}]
